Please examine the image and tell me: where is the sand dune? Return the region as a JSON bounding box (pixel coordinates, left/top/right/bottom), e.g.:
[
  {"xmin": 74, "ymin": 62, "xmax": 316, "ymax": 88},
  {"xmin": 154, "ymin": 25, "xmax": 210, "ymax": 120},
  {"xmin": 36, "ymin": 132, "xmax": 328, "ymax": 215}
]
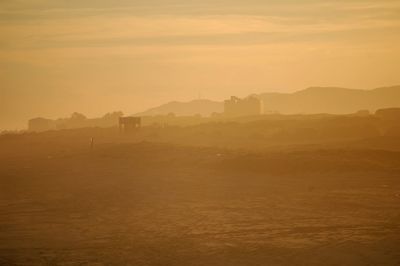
[{"xmin": 1, "ymin": 132, "xmax": 399, "ymax": 265}]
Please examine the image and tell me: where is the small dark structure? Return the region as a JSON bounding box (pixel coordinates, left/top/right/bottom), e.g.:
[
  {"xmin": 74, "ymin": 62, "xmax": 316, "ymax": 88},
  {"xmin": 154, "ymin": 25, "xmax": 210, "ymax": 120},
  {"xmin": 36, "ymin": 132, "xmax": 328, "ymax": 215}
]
[
  {"xmin": 28, "ymin": 117, "xmax": 55, "ymax": 132},
  {"xmin": 119, "ymin": 116, "xmax": 141, "ymax": 133}
]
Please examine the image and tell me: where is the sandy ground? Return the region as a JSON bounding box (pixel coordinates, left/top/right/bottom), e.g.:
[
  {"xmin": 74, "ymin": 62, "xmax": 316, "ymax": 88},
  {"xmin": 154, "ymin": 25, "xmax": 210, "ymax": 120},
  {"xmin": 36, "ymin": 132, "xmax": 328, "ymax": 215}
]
[{"xmin": 0, "ymin": 133, "xmax": 400, "ymax": 265}]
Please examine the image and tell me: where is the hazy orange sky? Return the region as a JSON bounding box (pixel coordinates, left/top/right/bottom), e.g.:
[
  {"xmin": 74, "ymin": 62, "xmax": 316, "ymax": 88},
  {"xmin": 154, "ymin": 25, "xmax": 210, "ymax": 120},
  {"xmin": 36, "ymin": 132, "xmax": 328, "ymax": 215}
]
[{"xmin": 1, "ymin": 0, "xmax": 400, "ymax": 129}]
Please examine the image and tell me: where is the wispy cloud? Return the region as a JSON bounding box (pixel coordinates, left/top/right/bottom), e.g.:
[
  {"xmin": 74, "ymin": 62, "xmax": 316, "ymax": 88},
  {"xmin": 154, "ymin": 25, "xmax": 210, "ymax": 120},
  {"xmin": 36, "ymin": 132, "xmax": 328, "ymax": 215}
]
[
  {"xmin": 1, "ymin": 0, "xmax": 399, "ymax": 65},
  {"xmin": 1, "ymin": 8, "xmax": 400, "ymax": 51}
]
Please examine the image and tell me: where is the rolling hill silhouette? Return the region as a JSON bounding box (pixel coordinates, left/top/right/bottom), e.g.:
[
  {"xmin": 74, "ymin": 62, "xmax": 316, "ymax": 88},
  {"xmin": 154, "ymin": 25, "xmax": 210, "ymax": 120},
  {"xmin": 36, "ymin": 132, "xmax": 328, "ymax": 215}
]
[
  {"xmin": 135, "ymin": 86, "xmax": 400, "ymax": 116},
  {"xmin": 259, "ymin": 86, "xmax": 400, "ymax": 114},
  {"xmin": 135, "ymin": 99, "xmax": 223, "ymax": 116}
]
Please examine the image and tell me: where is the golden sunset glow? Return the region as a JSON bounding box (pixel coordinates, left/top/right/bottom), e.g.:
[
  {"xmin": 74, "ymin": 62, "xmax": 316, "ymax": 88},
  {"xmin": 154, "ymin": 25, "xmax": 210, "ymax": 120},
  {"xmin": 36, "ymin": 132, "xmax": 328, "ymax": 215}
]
[
  {"xmin": 1, "ymin": 2, "xmax": 400, "ymax": 265},
  {"xmin": 1, "ymin": 0, "xmax": 400, "ymax": 129}
]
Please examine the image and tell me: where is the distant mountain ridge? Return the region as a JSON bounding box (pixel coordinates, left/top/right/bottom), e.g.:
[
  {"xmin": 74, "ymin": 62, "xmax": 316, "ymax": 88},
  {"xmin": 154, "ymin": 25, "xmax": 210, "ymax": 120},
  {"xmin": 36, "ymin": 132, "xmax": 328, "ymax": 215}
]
[
  {"xmin": 134, "ymin": 86, "xmax": 400, "ymax": 116},
  {"xmin": 259, "ymin": 86, "xmax": 400, "ymax": 114},
  {"xmin": 134, "ymin": 99, "xmax": 223, "ymax": 116}
]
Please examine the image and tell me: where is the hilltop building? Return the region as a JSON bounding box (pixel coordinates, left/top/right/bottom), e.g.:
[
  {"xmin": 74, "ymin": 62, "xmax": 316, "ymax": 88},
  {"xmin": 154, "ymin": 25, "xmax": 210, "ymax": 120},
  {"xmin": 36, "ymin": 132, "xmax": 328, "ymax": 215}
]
[
  {"xmin": 224, "ymin": 96, "xmax": 263, "ymax": 117},
  {"xmin": 119, "ymin": 116, "xmax": 141, "ymax": 133},
  {"xmin": 28, "ymin": 118, "xmax": 56, "ymax": 132}
]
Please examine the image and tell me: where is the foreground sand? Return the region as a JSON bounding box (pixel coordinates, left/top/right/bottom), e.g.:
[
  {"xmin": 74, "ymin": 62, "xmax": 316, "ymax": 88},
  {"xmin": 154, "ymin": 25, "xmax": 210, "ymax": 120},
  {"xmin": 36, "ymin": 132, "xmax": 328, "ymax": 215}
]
[{"xmin": 0, "ymin": 132, "xmax": 400, "ymax": 265}]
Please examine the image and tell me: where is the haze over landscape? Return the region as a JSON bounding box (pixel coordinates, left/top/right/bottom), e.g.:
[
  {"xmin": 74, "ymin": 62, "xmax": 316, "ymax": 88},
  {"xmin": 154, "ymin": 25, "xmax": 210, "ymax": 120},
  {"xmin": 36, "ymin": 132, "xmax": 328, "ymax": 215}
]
[
  {"xmin": 1, "ymin": 0, "xmax": 400, "ymax": 130},
  {"xmin": 1, "ymin": 1, "xmax": 400, "ymax": 265}
]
